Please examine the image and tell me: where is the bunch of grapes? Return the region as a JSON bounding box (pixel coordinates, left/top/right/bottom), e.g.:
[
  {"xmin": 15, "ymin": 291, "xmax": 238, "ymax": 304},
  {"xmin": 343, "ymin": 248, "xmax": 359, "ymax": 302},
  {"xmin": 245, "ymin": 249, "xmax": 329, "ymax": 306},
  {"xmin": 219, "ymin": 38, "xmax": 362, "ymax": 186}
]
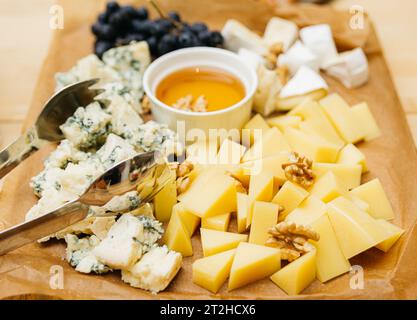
[{"xmin": 92, "ymin": 1, "xmax": 224, "ymax": 58}]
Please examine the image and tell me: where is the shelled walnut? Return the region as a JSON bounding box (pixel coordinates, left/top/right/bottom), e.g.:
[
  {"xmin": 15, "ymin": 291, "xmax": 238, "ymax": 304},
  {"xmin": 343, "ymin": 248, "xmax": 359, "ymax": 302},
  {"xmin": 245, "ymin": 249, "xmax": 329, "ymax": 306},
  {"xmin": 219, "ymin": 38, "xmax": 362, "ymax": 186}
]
[
  {"xmin": 172, "ymin": 94, "xmax": 208, "ymax": 112},
  {"xmin": 282, "ymin": 152, "xmax": 315, "ymax": 188},
  {"xmin": 266, "ymin": 221, "xmax": 320, "ymax": 262},
  {"xmin": 172, "ymin": 161, "xmax": 195, "ymax": 195}
]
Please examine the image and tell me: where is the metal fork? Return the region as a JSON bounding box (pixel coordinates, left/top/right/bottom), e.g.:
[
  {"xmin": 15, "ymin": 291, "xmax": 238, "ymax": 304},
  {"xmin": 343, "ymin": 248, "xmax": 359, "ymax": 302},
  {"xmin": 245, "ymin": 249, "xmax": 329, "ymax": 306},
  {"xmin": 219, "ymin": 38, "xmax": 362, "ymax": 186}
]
[
  {"xmin": 0, "ymin": 151, "xmax": 171, "ymax": 256},
  {"xmin": 0, "ymin": 79, "xmax": 102, "ymax": 178}
]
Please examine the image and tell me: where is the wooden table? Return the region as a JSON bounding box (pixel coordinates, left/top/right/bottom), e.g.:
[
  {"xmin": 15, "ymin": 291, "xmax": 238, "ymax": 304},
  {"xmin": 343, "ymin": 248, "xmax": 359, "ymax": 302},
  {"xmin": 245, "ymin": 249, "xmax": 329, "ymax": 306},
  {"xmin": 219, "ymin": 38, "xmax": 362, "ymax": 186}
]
[{"xmin": 1, "ymin": 0, "xmax": 416, "ymax": 148}]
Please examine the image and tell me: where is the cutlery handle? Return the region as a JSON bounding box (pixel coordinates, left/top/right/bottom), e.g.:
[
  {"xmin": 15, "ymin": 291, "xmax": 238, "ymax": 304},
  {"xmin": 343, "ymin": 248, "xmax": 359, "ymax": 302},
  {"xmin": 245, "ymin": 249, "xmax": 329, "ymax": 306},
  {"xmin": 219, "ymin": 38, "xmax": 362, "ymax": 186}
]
[
  {"xmin": 0, "ymin": 200, "xmax": 89, "ymax": 256},
  {"xmin": 0, "ymin": 126, "xmax": 45, "ymax": 178}
]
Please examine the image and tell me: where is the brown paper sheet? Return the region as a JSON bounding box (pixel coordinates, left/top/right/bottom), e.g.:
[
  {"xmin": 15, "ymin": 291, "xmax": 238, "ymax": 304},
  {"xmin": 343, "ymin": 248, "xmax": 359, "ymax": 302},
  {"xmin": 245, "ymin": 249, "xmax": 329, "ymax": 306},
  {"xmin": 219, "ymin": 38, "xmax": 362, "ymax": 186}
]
[{"xmin": 1, "ymin": 0, "xmax": 416, "ymax": 300}]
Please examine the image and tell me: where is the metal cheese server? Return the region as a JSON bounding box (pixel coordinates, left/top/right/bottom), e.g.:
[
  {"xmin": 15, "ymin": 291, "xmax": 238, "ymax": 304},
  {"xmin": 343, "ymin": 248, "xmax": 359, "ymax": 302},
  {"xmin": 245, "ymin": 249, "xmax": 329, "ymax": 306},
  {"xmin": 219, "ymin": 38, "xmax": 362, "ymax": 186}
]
[
  {"xmin": 0, "ymin": 79, "xmax": 102, "ymax": 178},
  {"xmin": 0, "ymin": 151, "xmax": 171, "ymax": 256}
]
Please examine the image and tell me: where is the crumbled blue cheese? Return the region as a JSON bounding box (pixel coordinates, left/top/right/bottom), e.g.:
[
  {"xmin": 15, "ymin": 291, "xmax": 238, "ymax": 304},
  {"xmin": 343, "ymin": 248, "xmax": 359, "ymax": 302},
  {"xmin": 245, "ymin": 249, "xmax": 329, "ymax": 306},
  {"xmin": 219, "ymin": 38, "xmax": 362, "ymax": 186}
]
[
  {"xmin": 30, "ymin": 166, "xmax": 65, "ymax": 197},
  {"xmin": 64, "ymin": 234, "xmax": 111, "ymax": 274},
  {"xmin": 44, "ymin": 139, "xmax": 90, "ymax": 169},
  {"xmin": 60, "ymin": 102, "xmax": 112, "ymax": 150},
  {"xmin": 121, "ymin": 246, "xmax": 182, "ymax": 294},
  {"xmin": 107, "ymin": 96, "xmax": 143, "ymax": 136},
  {"xmin": 136, "ymin": 215, "xmax": 164, "ymax": 253},
  {"xmin": 95, "ymin": 133, "xmax": 137, "ymax": 170},
  {"xmin": 54, "ymin": 216, "xmax": 116, "ymax": 240},
  {"xmin": 90, "ymin": 191, "xmax": 141, "ymax": 217}
]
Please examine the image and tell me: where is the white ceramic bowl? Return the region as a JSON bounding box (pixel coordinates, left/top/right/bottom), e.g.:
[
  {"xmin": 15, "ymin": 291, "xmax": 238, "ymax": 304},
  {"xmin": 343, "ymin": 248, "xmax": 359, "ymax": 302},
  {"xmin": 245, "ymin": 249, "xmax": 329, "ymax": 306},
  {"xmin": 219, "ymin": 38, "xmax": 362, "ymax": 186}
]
[{"xmin": 143, "ymin": 47, "xmax": 258, "ymax": 141}]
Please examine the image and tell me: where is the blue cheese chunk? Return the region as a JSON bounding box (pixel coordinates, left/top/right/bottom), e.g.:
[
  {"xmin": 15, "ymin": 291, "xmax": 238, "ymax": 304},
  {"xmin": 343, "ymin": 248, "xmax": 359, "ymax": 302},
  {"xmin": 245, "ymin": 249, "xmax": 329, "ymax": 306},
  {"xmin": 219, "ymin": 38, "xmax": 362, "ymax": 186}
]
[
  {"xmin": 95, "ymin": 133, "xmax": 137, "ymax": 170},
  {"xmin": 44, "ymin": 139, "xmax": 90, "ymax": 169},
  {"xmin": 54, "ymin": 216, "xmax": 116, "ymax": 240},
  {"xmin": 136, "ymin": 215, "xmax": 164, "ymax": 253},
  {"xmin": 121, "ymin": 246, "xmax": 182, "ymax": 293},
  {"xmin": 93, "ymin": 214, "xmax": 144, "ymax": 269},
  {"xmin": 30, "ymin": 166, "xmax": 65, "ymax": 197},
  {"xmin": 60, "ymin": 102, "xmax": 112, "ymax": 150},
  {"xmin": 107, "ymin": 96, "xmax": 143, "ymax": 136}
]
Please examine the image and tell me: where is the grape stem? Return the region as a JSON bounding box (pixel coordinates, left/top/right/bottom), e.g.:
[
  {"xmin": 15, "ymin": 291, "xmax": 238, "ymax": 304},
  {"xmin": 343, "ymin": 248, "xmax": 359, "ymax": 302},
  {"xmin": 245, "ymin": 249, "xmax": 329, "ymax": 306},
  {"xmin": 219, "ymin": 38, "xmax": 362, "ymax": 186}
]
[{"xmin": 147, "ymin": 0, "xmax": 182, "ymax": 29}]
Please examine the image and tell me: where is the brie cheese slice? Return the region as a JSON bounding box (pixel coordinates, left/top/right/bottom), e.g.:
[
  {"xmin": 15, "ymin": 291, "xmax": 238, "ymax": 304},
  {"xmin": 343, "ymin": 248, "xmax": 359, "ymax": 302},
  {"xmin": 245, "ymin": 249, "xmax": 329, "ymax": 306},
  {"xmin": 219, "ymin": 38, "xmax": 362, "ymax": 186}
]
[
  {"xmin": 323, "ymin": 48, "xmax": 369, "ymax": 88},
  {"xmin": 300, "ymin": 24, "xmax": 338, "ymax": 68},
  {"xmin": 253, "ymin": 64, "xmax": 282, "ymax": 116},
  {"xmin": 277, "ymin": 40, "xmax": 320, "ymax": 76},
  {"xmin": 238, "ymin": 48, "xmax": 264, "ymax": 71},
  {"xmin": 280, "ymin": 66, "xmax": 328, "ymax": 99},
  {"xmin": 263, "ymin": 17, "xmax": 299, "ymax": 52},
  {"xmin": 221, "ymin": 19, "xmax": 267, "ymax": 55}
]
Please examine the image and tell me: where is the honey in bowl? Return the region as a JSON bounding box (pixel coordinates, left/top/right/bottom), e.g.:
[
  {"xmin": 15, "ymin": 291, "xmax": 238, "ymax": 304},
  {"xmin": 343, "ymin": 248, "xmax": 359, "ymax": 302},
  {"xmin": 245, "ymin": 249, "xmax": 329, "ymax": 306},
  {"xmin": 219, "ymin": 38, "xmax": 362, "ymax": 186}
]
[{"xmin": 155, "ymin": 67, "xmax": 246, "ymax": 112}]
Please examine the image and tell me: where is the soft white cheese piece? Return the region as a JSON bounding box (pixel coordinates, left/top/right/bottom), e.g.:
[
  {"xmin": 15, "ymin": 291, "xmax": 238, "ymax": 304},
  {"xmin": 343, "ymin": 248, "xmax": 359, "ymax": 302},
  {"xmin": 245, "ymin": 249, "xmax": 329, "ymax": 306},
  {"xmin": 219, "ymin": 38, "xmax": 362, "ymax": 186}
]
[
  {"xmin": 253, "ymin": 64, "xmax": 282, "ymax": 116},
  {"xmin": 300, "ymin": 24, "xmax": 338, "ymax": 68},
  {"xmin": 280, "ymin": 65, "xmax": 328, "ymax": 99},
  {"xmin": 54, "ymin": 216, "xmax": 116, "ymax": 240},
  {"xmin": 30, "ymin": 166, "xmax": 65, "ymax": 197},
  {"xmin": 323, "ymin": 47, "xmax": 369, "ymax": 88},
  {"xmin": 277, "ymin": 40, "xmax": 320, "ymax": 76},
  {"xmin": 95, "ymin": 133, "xmax": 137, "ymax": 170},
  {"xmin": 44, "ymin": 139, "xmax": 90, "ymax": 169},
  {"xmin": 221, "ymin": 19, "xmax": 267, "ymax": 55},
  {"xmin": 93, "ymin": 214, "xmax": 144, "ymax": 269},
  {"xmin": 107, "ymin": 96, "xmax": 143, "ymax": 136},
  {"xmin": 263, "ymin": 17, "xmax": 299, "ymax": 52},
  {"xmin": 237, "ymin": 48, "xmax": 264, "ymax": 71},
  {"xmin": 121, "ymin": 246, "xmax": 182, "ymax": 293}
]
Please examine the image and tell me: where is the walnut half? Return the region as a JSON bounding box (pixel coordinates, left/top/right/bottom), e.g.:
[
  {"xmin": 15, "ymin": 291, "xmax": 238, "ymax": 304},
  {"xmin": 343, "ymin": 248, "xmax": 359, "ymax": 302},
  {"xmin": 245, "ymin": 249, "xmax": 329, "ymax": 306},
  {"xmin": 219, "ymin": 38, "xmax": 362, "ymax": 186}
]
[{"xmin": 282, "ymin": 152, "xmax": 315, "ymax": 189}]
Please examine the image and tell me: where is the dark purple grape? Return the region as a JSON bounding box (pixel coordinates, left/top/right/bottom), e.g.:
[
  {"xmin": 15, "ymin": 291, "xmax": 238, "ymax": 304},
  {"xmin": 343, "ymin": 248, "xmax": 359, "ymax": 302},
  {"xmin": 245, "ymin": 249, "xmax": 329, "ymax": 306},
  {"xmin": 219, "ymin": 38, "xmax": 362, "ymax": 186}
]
[
  {"xmin": 136, "ymin": 6, "xmax": 149, "ymax": 20},
  {"xmin": 91, "ymin": 23, "xmax": 116, "ymax": 41},
  {"xmin": 156, "ymin": 19, "xmax": 174, "ymax": 34},
  {"xmin": 95, "ymin": 40, "xmax": 113, "ymax": 58},
  {"xmin": 210, "ymin": 31, "xmax": 224, "ymax": 46},
  {"xmin": 149, "ymin": 22, "xmax": 166, "ymax": 37},
  {"xmin": 167, "ymin": 11, "xmax": 181, "ymax": 22},
  {"xmin": 109, "ymin": 10, "xmax": 130, "ymax": 33},
  {"xmin": 197, "ymin": 30, "xmax": 212, "ymax": 46},
  {"xmin": 106, "ymin": 1, "xmax": 120, "ymax": 14},
  {"xmin": 190, "ymin": 22, "xmax": 208, "ymax": 34},
  {"xmin": 178, "ymin": 32, "xmax": 199, "ymax": 48},
  {"xmin": 120, "ymin": 5, "xmax": 137, "ymax": 18},
  {"xmin": 146, "ymin": 36, "xmax": 158, "ymax": 55},
  {"xmin": 98, "ymin": 12, "xmax": 110, "ymax": 24},
  {"xmin": 158, "ymin": 33, "xmax": 178, "ymax": 56}
]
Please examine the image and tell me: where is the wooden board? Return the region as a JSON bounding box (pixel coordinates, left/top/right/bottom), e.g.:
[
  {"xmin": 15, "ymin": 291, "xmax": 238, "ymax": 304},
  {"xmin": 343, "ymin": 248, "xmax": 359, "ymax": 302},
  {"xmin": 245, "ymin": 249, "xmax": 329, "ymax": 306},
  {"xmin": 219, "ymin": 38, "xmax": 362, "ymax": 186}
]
[{"xmin": 1, "ymin": 0, "xmax": 417, "ymax": 299}]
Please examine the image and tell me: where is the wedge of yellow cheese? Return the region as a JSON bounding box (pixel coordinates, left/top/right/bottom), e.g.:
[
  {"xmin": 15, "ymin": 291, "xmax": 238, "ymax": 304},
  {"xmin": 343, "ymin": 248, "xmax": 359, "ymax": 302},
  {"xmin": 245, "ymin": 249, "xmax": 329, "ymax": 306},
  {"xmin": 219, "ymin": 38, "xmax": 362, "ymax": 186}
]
[
  {"xmin": 375, "ymin": 220, "xmax": 404, "ymax": 252},
  {"xmin": 267, "ymin": 115, "xmax": 302, "ymax": 131},
  {"xmin": 228, "ymin": 242, "xmax": 281, "ymax": 291},
  {"xmin": 313, "ymin": 163, "xmax": 362, "ymax": 190},
  {"xmin": 200, "ymin": 228, "xmax": 248, "ymax": 257},
  {"xmin": 242, "ymin": 127, "xmax": 291, "ymax": 162},
  {"xmin": 243, "ymin": 114, "xmax": 270, "ymax": 146},
  {"xmin": 162, "ymin": 210, "xmax": 193, "ymax": 257},
  {"xmin": 319, "ymin": 93, "xmax": 365, "ymax": 144},
  {"xmin": 272, "ymin": 181, "xmax": 309, "ymax": 221},
  {"xmin": 337, "ymin": 144, "xmax": 367, "ymax": 173},
  {"xmin": 217, "ymin": 139, "xmax": 246, "ymax": 165},
  {"xmin": 154, "ymin": 169, "xmax": 177, "ymax": 222},
  {"xmin": 237, "ymin": 193, "xmax": 250, "ymax": 233},
  {"xmin": 277, "ymin": 88, "xmax": 328, "ymax": 111},
  {"xmin": 180, "ymin": 171, "xmax": 237, "ymax": 218},
  {"xmin": 284, "ymin": 127, "xmax": 339, "ymax": 163},
  {"xmin": 350, "ymin": 178, "xmax": 395, "ymax": 220},
  {"xmin": 192, "ymin": 249, "xmax": 236, "ymax": 293},
  {"xmin": 285, "ymin": 196, "xmax": 327, "ymax": 226},
  {"xmin": 351, "ymin": 102, "xmax": 381, "ymax": 141},
  {"xmin": 309, "ymin": 171, "xmax": 346, "ymax": 203},
  {"xmin": 249, "ymin": 201, "xmax": 279, "ymax": 245},
  {"xmin": 310, "ymin": 215, "xmax": 351, "ymax": 282},
  {"xmin": 248, "ymin": 172, "xmax": 274, "ymax": 202},
  {"xmin": 202, "ymin": 213, "xmax": 231, "ymax": 232},
  {"xmin": 172, "ymin": 202, "xmax": 200, "ymax": 236},
  {"xmin": 327, "ymin": 196, "xmax": 387, "ymax": 259},
  {"xmin": 186, "ymin": 138, "xmax": 219, "ymax": 165},
  {"xmin": 270, "ymin": 249, "xmax": 316, "ymax": 295}
]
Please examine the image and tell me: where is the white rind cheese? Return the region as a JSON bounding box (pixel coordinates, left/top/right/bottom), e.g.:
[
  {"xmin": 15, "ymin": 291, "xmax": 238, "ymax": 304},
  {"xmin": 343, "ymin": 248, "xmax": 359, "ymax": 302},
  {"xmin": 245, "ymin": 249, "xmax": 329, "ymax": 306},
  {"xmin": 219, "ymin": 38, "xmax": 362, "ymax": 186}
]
[
  {"xmin": 263, "ymin": 17, "xmax": 299, "ymax": 52},
  {"xmin": 237, "ymin": 48, "xmax": 264, "ymax": 71},
  {"xmin": 280, "ymin": 66, "xmax": 328, "ymax": 99},
  {"xmin": 278, "ymin": 41, "xmax": 320, "ymax": 76}
]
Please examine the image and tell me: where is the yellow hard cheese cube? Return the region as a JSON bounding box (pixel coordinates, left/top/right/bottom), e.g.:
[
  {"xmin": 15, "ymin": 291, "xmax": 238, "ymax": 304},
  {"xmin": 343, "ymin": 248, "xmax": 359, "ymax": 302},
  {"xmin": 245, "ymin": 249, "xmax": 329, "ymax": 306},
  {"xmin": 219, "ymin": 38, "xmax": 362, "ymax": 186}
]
[
  {"xmin": 267, "ymin": 115, "xmax": 302, "ymax": 131},
  {"xmin": 242, "ymin": 127, "xmax": 291, "ymax": 162},
  {"xmin": 237, "ymin": 193, "xmax": 250, "ymax": 233},
  {"xmin": 375, "ymin": 220, "xmax": 404, "ymax": 252},
  {"xmin": 347, "ymin": 194, "xmax": 371, "ymax": 213},
  {"xmin": 350, "ymin": 178, "xmax": 395, "ymax": 220},
  {"xmin": 272, "ymin": 181, "xmax": 309, "ymax": 221},
  {"xmin": 200, "ymin": 228, "xmax": 248, "ymax": 257},
  {"xmin": 154, "ymin": 169, "xmax": 177, "ymax": 222},
  {"xmin": 284, "ymin": 127, "xmax": 339, "ymax": 163},
  {"xmin": 309, "ymin": 171, "xmax": 347, "ymax": 203},
  {"xmin": 327, "ymin": 197, "xmax": 387, "ymax": 259},
  {"xmin": 172, "ymin": 202, "xmax": 200, "ymax": 236},
  {"xmin": 277, "ymin": 89, "xmax": 328, "ymax": 111},
  {"xmin": 313, "ymin": 163, "xmax": 362, "ymax": 190},
  {"xmin": 351, "ymin": 102, "xmax": 381, "ymax": 141},
  {"xmin": 228, "ymin": 242, "xmax": 281, "ymax": 291},
  {"xmin": 319, "ymin": 93, "xmax": 365, "ymax": 144},
  {"xmin": 247, "ymin": 172, "xmax": 274, "ymax": 227},
  {"xmin": 217, "ymin": 139, "xmax": 246, "ymax": 165},
  {"xmin": 310, "ymin": 215, "xmax": 351, "ymax": 282},
  {"xmin": 243, "ymin": 114, "xmax": 270, "ymax": 146},
  {"xmin": 337, "ymin": 144, "xmax": 368, "ymax": 173},
  {"xmin": 180, "ymin": 170, "xmax": 237, "ymax": 218},
  {"xmin": 270, "ymin": 249, "xmax": 316, "ymax": 295},
  {"xmin": 162, "ymin": 211, "xmax": 193, "ymax": 257},
  {"xmin": 249, "ymin": 201, "xmax": 279, "ymax": 245},
  {"xmin": 289, "ymin": 99, "xmax": 345, "ymax": 149},
  {"xmin": 186, "ymin": 138, "xmax": 219, "ymax": 165},
  {"xmin": 192, "ymin": 249, "xmax": 236, "ymax": 293},
  {"xmin": 202, "ymin": 213, "xmax": 231, "ymax": 232},
  {"xmin": 285, "ymin": 196, "xmax": 327, "ymax": 226}
]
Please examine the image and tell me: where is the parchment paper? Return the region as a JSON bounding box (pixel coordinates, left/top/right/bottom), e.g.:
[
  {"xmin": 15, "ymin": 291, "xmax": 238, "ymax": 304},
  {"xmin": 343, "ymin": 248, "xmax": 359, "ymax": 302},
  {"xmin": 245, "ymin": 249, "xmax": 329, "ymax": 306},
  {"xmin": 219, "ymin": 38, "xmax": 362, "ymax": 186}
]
[{"xmin": 0, "ymin": 0, "xmax": 416, "ymax": 300}]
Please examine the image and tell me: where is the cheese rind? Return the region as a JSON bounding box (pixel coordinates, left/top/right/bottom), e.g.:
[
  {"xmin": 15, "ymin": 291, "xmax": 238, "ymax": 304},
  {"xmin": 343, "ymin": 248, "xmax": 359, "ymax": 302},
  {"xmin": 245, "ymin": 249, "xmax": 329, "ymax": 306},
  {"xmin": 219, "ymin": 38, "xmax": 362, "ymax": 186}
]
[
  {"xmin": 272, "ymin": 181, "xmax": 309, "ymax": 221},
  {"xmin": 263, "ymin": 17, "xmax": 298, "ymax": 51},
  {"xmin": 228, "ymin": 242, "xmax": 281, "ymax": 290},
  {"xmin": 202, "ymin": 213, "xmax": 231, "ymax": 232},
  {"xmin": 278, "ymin": 41, "xmax": 320, "ymax": 76},
  {"xmin": 192, "ymin": 249, "xmax": 236, "ymax": 293},
  {"xmin": 249, "ymin": 201, "xmax": 279, "ymax": 245},
  {"xmin": 200, "ymin": 228, "xmax": 248, "ymax": 257},
  {"xmin": 270, "ymin": 249, "xmax": 316, "ymax": 295}
]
